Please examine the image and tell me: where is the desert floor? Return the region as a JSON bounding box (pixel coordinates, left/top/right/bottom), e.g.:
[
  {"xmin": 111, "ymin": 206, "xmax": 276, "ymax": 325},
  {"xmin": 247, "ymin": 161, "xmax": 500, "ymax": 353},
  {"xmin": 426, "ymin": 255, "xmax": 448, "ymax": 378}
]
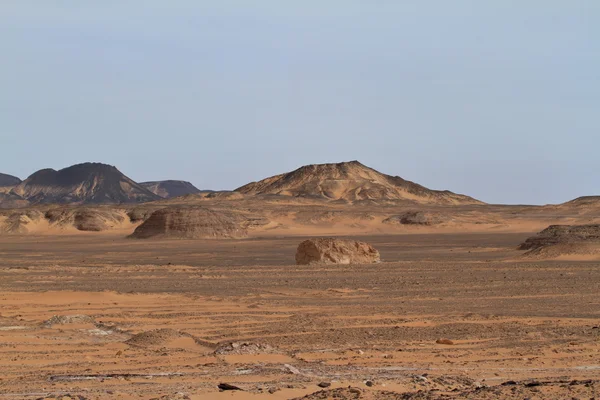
[{"xmin": 0, "ymin": 233, "xmax": 599, "ymax": 399}]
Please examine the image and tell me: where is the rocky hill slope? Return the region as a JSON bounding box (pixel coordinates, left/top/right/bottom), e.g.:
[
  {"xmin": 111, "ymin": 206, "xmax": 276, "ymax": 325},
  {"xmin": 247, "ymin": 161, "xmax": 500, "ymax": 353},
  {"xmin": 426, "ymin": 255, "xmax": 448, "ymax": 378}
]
[
  {"xmin": 0, "ymin": 173, "xmax": 21, "ymax": 187},
  {"xmin": 236, "ymin": 161, "xmax": 481, "ymax": 204},
  {"xmin": 10, "ymin": 163, "xmax": 161, "ymax": 205},
  {"xmin": 140, "ymin": 180, "xmax": 200, "ymax": 198}
]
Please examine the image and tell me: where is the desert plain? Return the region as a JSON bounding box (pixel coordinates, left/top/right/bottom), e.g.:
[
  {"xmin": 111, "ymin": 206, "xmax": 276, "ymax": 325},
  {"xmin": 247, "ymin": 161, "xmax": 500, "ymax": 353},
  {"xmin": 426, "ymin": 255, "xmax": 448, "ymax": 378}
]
[
  {"xmin": 0, "ymin": 229, "xmax": 599, "ymax": 399},
  {"xmin": 1, "ymin": 162, "xmax": 599, "ymax": 399}
]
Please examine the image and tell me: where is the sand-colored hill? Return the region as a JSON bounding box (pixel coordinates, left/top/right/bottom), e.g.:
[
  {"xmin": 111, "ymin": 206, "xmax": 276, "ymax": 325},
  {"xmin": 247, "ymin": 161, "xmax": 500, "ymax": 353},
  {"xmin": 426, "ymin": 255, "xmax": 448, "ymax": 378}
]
[
  {"xmin": 10, "ymin": 162, "xmax": 160, "ymax": 205},
  {"xmin": 140, "ymin": 180, "xmax": 201, "ymax": 198},
  {"xmin": 0, "ymin": 172, "xmax": 21, "ymax": 187},
  {"xmin": 236, "ymin": 161, "xmax": 482, "ymax": 204}
]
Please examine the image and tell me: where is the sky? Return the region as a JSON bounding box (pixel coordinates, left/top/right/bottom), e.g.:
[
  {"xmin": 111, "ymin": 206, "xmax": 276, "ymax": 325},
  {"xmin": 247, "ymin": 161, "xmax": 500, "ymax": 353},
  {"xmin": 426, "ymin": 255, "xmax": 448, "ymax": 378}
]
[{"xmin": 0, "ymin": 1, "xmax": 598, "ymax": 205}]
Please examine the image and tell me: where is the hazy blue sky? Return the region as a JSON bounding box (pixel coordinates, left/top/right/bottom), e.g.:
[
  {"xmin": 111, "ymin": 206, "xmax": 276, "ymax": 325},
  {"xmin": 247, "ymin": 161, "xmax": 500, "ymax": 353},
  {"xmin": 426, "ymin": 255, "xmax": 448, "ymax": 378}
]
[{"xmin": 1, "ymin": 2, "xmax": 598, "ymax": 204}]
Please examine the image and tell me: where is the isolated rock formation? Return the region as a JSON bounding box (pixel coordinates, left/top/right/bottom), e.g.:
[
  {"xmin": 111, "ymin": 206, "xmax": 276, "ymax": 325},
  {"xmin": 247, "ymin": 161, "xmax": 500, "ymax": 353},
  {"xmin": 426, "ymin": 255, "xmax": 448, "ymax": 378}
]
[
  {"xmin": 10, "ymin": 162, "xmax": 160, "ymax": 205},
  {"xmin": 129, "ymin": 206, "xmax": 248, "ymax": 239},
  {"xmin": 140, "ymin": 180, "xmax": 200, "ymax": 198},
  {"xmin": 383, "ymin": 211, "xmax": 447, "ymax": 226},
  {"xmin": 518, "ymin": 224, "xmax": 600, "ymax": 258},
  {"xmin": 295, "ymin": 238, "xmax": 380, "ymax": 265},
  {"xmin": 236, "ymin": 161, "xmax": 481, "ymax": 204},
  {"xmin": 0, "ymin": 173, "xmax": 21, "ymax": 187}
]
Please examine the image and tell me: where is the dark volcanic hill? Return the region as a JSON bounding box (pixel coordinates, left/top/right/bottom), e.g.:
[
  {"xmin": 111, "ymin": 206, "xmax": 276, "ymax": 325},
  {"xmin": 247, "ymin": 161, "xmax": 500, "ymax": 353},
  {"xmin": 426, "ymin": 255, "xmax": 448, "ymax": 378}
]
[
  {"xmin": 236, "ymin": 161, "xmax": 482, "ymax": 204},
  {"xmin": 140, "ymin": 180, "xmax": 201, "ymax": 199},
  {"xmin": 0, "ymin": 173, "xmax": 21, "ymax": 187},
  {"xmin": 10, "ymin": 163, "xmax": 161, "ymax": 205}
]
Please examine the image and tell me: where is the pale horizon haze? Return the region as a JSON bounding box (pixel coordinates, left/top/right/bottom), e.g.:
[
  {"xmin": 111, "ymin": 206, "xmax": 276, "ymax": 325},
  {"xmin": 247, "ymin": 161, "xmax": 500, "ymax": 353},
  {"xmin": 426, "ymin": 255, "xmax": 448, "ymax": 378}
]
[{"xmin": 1, "ymin": 2, "xmax": 598, "ymax": 205}]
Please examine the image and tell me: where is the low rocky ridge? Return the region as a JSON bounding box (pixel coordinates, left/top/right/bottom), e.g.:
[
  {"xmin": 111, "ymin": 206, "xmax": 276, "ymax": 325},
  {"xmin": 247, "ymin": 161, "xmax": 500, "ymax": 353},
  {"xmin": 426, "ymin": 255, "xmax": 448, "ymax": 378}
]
[
  {"xmin": 0, "ymin": 207, "xmax": 129, "ymax": 233},
  {"xmin": 9, "ymin": 162, "xmax": 160, "ymax": 205},
  {"xmin": 128, "ymin": 206, "xmax": 251, "ymax": 239},
  {"xmin": 295, "ymin": 238, "xmax": 380, "ymax": 265},
  {"xmin": 236, "ymin": 161, "xmax": 481, "ymax": 205},
  {"xmin": 383, "ymin": 210, "xmax": 447, "ymax": 226},
  {"xmin": 518, "ymin": 224, "xmax": 600, "ymax": 258},
  {"xmin": 45, "ymin": 208, "xmax": 126, "ymax": 231},
  {"xmin": 140, "ymin": 180, "xmax": 200, "ymax": 198}
]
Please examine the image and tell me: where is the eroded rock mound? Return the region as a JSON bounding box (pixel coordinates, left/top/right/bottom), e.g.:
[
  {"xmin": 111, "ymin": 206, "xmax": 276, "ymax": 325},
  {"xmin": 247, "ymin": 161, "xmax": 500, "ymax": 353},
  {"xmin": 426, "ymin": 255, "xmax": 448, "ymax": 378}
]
[
  {"xmin": 518, "ymin": 224, "xmax": 600, "ymax": 258},
  {"xmin": 45, "ymin": 209, "xmax": 126, "ymax": 231},
  {"xmin": 295, "ymin": 238, "xmax": 380, "ymax": 265},
  {"xmin": 383, "ymin": 211, "xmax": 447, "ymax": 226},
  {"xmin": 129, "ymin": 207, "xmax": 248, "ymax": 239}
]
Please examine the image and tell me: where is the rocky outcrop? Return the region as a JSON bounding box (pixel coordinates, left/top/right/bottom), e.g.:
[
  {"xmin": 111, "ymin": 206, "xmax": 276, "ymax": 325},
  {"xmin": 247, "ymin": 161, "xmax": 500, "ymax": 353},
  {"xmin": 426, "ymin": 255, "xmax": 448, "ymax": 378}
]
[
  {"xmin": 295, "ymin": 238, "xmax": 380, "ymax": 265},
  {"xmin": 518, "ymin": 225, "xmax": 600, "ymax": 251},
  {"xmin": 383, "ymin": 211, "xmax": 447, "ymax": 226},
  {"xmin": 518, "ymin": 224, "xmax": 600, "ymax": 258},
  {"xmin": 236, "ymin": 161, "xmax": 481, "ymax": 205},
  {"xmin": 129, "ymin": 207, "xmax": 248, "ymax": 239},
  {"xmin": 45, "ymin": 208, "xmax": 126, "ymax": 232}
]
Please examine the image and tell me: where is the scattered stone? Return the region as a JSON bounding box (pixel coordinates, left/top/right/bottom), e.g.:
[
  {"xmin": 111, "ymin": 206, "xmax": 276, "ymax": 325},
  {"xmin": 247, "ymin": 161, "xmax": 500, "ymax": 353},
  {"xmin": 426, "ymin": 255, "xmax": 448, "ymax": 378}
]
[
  {"xmin": 214, "ymin": 341, "xmax": 277, "ymax": 355},
  {"xmin": 436, "ymin": 338, "xmax": 455, "ymax": 345},
  {"xmin": 284, "ymin": 364, "xmax": 301, "ymax": 375},
  {"xmin": 317, "ymin": 382, "xmax": 331, "ymax": 388},
  {"xmin": 43, "ymin": 315, "xmax": 95, "ymax": 327},
  {"xmin": 365, "ymin": 380, "xmax": 374, "ymax": 387}
]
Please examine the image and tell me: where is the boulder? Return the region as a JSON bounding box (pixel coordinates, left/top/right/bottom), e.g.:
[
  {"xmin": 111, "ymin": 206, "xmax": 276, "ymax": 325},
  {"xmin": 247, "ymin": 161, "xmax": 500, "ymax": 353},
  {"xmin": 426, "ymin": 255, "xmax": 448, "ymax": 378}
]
[{"xmin": 295, "ymin": 238, "xmax": 380, "ymax": 265}]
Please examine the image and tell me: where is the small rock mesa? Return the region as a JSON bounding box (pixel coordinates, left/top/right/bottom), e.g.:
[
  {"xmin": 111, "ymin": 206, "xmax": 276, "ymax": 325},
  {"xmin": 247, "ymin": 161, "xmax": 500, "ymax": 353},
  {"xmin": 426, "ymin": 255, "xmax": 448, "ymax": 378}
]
[{"xmin": 295, "ymin": 238, "xmax": 380, "ymax": 265}]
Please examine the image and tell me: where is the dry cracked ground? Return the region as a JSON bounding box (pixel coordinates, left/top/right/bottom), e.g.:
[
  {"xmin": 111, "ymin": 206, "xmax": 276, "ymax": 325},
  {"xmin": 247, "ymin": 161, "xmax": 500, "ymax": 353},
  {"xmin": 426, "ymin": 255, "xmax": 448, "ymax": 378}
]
[{"xmin": 0, "ymin": 233, "xmax": 599, "ymax": 399}]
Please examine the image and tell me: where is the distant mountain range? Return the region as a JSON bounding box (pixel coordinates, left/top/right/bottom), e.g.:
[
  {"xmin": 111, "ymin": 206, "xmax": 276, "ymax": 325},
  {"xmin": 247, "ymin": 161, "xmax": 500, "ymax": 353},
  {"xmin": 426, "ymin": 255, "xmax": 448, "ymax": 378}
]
[{"xmin": 0, "ymin": 160, "xmax": 481, "ymax": 208}]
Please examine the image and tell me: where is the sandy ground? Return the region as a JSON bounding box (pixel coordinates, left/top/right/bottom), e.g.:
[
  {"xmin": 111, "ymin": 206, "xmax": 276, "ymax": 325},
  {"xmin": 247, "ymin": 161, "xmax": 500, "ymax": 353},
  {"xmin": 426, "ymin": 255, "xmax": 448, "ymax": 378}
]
[{"xmin": 0, "ymin": 233, "xmax": 599, "ymax": 399}]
